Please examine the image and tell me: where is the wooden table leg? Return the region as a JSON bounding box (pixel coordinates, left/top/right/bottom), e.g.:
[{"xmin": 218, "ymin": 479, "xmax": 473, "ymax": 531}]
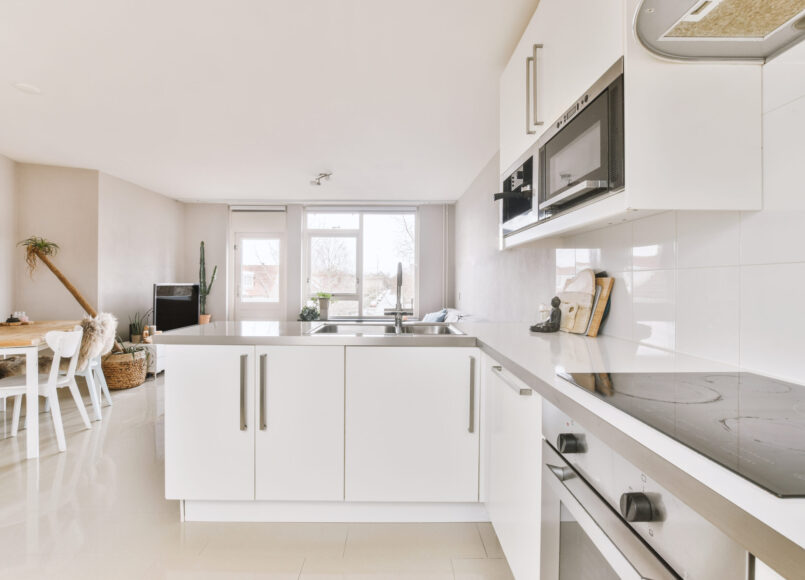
[{"xmin": 24, "ymin": 346, "xmax": 39, "ymax": 459}]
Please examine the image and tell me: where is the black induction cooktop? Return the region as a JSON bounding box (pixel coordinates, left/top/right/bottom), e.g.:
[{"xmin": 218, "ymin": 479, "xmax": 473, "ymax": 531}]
[{"xmin": 558, "ymin": 371, "xmax": 805, "ymax": 498}]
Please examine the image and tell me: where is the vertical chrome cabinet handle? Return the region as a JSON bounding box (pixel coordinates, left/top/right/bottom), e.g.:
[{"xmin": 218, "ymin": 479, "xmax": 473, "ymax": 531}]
[
  {"xmin": 239, "ymin": 354, "xmax": 248, "ymax": 431},
  {"xmin": 525, "ymin": 55, "xmax": 536, "ymax": 135},
  {"xmin": 468, "ymin": 356, "xmax": 476, "ymax": 433},
  {"xmin": 532, "ymin": 44, "xmax": 544, "ymax": 127},
  {"xmin": 259, "ymin": 353, "xmax": 267, "ymax": 431}
]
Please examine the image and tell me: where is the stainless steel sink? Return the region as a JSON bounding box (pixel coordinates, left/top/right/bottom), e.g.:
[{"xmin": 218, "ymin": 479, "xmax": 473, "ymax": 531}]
[{"xmin": 306, "ymin": 322, "xmax": 463, "ymax": 336}]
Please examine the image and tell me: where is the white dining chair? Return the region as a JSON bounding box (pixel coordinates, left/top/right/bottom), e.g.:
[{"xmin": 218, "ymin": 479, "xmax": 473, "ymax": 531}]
[
  {"xmin": 77, "ymin": 355, "xmax": 112, "ymax": 422},
  {"xmin": 0, "ymin": 327, "xmax": 91, "ymax": 452}
]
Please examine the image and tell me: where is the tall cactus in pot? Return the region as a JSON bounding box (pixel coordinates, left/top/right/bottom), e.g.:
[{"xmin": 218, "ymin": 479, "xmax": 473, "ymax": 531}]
[{"xmin": 199, "ymin": 241, "xmax": 217, "ymax": 324}]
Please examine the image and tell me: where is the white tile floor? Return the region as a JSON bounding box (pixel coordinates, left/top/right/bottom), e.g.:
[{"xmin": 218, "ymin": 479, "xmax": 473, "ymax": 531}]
[{"xmin": 0, "ymin": 376, "xmax": 514, "ymax": 579}]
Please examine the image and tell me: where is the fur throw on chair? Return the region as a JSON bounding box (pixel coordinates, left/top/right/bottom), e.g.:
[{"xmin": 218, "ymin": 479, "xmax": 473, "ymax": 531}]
[{"xmin": 0, "ymin": 313, "xmax": 118, "ymax": 379}]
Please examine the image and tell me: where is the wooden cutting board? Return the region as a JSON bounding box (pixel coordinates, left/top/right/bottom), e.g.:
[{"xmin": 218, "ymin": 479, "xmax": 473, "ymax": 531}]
[{"xmin": 0, "ymin": 320, "xmax": 80, "ymax": 347}]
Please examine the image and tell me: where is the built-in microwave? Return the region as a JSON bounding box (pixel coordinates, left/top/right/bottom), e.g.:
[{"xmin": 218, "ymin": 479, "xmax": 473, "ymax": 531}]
[{"xmin": 497, "ymin": 58, "xmax": 624, "ymax": 238}]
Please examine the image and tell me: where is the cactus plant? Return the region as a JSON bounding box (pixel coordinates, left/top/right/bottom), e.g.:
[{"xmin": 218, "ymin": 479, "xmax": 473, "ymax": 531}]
[{"xmin": 199, "ymin": 241, "xmax": 218, "ymax": 316}]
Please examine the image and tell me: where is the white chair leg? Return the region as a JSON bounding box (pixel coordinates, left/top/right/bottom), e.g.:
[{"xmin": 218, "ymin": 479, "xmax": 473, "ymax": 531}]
[
  {"xmin": 67, "ymin": 380, "xmax": 91, "ymax": 430},
  {"xmin": 11, "ymin": 395, "xmax": 22, "ymax": 436},
  {"xmin": 96, "ymin": 365, "xmax": 112, "ymax": 406},
  {"xmin": 84, "ymin": 372, "xmax": 102, "ymax": 422},
  {"xmin": 44, "ymin": 397, "xmax": 51, "ymax": 413},
  {"xmin": 47, "ymin": 393, "xmax": 67, "ymax": 452}
]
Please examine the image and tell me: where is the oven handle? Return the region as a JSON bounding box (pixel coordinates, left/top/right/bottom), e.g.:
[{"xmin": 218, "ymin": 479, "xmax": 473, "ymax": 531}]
[
  {"xmin": 538, "ymin": 180, "xmax": 608, "ymax": 210},
  {"xmin": 542, "ymin": 441, "xmax": 679, "ymax": 580}
]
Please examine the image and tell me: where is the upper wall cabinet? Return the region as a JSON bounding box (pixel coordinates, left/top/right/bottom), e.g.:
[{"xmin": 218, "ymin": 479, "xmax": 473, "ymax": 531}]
[
  {"xmin": 500, "ymin": 0, "xmax": 624, "ymax": 174},
  {"xmin": 499, "ymin": 0, "xmax": 762, "ymax": 247}
]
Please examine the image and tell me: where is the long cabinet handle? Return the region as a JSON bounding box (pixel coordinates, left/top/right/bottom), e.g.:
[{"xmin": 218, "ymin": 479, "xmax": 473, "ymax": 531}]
[
  {"xmin": 468, "ymin": 356, "xmax": 476, "ymax": 433},
  {"xmin": 532, "ymin": 44, "xmax": 544, "ymax": 127},
  {"xmin": 259, "ymin": 353, "xmax": 267, "ymax": 431},
  {"xmin": 525, "ymin": 55, "xmax": 536, "ymax": 135},
  {"xmin": 239, "ymin": 354, "xmax": 248, "ymax": 431},
  {"xmin": 491, "ymin": 365, "xmax": 532, "ymax": 396}
]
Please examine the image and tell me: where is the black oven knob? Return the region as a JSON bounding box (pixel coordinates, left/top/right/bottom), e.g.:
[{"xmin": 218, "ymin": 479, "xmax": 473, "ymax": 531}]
[
  {"xmin": 556, "ymin": 433, "xmax": 582, "ymax": 454},
  {"xmin": 619, "ymin": 492, "xmax": 655, "ymax": 522}
]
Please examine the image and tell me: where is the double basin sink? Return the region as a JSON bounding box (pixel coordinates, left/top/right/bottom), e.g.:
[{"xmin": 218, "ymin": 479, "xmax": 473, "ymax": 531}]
[{"xmin": 307, "ymin": 321, "xmax": 464, "ymax": 336}]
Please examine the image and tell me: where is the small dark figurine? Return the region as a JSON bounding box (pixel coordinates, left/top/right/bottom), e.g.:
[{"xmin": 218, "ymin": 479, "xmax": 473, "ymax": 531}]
[{"xmin": 530, "ymin": 296, "xmax": 561, "ymax": 333}]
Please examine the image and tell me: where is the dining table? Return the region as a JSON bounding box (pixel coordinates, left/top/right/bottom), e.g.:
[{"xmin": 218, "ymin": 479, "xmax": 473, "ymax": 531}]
[{"xmin": 0, "ymin": 320, "xmax": 80, "ymax": 458}]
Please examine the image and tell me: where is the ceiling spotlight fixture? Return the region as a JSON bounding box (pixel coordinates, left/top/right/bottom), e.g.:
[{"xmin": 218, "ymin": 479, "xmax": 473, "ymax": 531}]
[
  {"xmin": 311, "ymin": 172, "xmax": 333, "ymax": 186},
  {"xmin": 11, "ymin": 82, "xmax": 42, "ymax": 95}
]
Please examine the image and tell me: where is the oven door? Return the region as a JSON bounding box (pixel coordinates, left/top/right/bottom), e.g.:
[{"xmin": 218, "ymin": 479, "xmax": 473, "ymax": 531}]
[{"xmin": 540, "ymin": 441, "xmax": 679, "ymax": 580}]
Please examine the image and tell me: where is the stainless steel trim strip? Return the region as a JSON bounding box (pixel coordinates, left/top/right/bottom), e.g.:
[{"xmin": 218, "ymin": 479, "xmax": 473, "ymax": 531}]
[
  {"xmin": 478, "ymin": 341, "xmax": 805, "ymax": 579},
  {"xmin": 526, "ymin": 56, "xmax": 536, "ymax": 135},
  {"xmin": 259, "ymin": 353, "xmax": 267, "ymax": 431},
  {"xmin": 239, "ymin": 354, "xmax": 248, "ymax": 431},
  {"xmin": 543, "ymin": 441, "xmax": 678, "ymax": 580},
  {"xmin": 539, "ymin": 180, "xmax": 609, "ymax": 210},
  {"xmin": 532, "ymin": 44, "xmax": 544, "ymax": 126},
  {"xmin": 491, "ymin": 365, "xmax": 533, "ymax": 396},
  {"xmin": 468, "ymin": 356, "xmax": 476, "ymax": 433}
]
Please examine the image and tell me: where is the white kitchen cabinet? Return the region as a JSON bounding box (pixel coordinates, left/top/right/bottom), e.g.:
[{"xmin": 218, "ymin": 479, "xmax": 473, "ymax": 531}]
[
  {"xmin": 165, "ymin": 345, "xmax": 255, "ymax": 500},
  {"xmin": 254, "ymin": 346, "xmax": 344, "ymax": 501},
  {"xmin": 500, "ymin": 0, "xmax": 762, "ymax": 247},
  {"xmin": 345, "ymin": 347, "xmax": 480, "ymax": 502},
  {"xmin": 500, "ymin": 0, "xmax": 624, "ymax": 175},
  {"xmin": 484, "ymin": 356, "xmax": 542, "ymax": 580}
]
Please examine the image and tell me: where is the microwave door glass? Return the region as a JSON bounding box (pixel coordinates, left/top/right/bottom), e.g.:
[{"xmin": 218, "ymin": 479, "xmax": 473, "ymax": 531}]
[{"xmin": 549, "ymin": 121, "xmax": 602, "ymax": 197}]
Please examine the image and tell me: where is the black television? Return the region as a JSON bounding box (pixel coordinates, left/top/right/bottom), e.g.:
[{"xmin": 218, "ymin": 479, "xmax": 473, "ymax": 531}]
[{"xmin": 153, "ymin": 283, "xmax": 200, "ymax": 331}]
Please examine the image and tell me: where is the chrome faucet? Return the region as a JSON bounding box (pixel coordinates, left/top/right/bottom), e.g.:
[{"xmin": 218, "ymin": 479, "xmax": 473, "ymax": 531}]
[{"xmin": 384, "ymin": 262, "xmax": 413, "ymax": 334}]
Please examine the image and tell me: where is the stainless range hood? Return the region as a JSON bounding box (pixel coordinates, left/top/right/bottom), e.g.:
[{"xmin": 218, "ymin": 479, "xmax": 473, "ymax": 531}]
[{"xmin": 635, "ymin": 0, "xmax": 805, "ymax": 61}]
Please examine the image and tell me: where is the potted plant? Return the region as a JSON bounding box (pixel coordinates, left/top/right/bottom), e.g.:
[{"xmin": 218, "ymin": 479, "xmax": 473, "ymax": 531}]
[
  {"xmin": 298, "ymin": 304, "xmax": 320, "ymax": 321},
  {"xmin": 129, "ymin": 309, "xmax": 152, "ymax": 344},
  {"xmin": 102, "ymin": 336, "xmax": 149, "ymax": 390},
  {"xmin": 315, "ymin": 292, "xmax": 332, "ymax": 320},
  {"xmin": 199, "ymin": 241, "xmax": 217, "ymax": 325}
]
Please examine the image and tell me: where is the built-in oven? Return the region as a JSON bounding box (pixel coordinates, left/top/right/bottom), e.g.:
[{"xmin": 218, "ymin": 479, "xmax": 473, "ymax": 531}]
[
  {"xmin": 541, "ymin": 399, "xmax": 752, "ymax": 580},
  {"xmin": 496, "ymin": 59, "xmax": 625, "ymax": 239},
  {"xmin": 537, "ymin": 58, "xmax": 624, "ymax": 220}
]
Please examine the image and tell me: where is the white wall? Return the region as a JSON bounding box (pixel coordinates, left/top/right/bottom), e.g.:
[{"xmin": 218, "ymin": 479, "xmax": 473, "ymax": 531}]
[
  {"xmin": 454, "ymin": 153, "xmax": 559, "ymax": 322},
  {"xmin": 98, "ymin": 172, "xmax": 184, "ymax": 336},
  {"xmin": 15, "ymin": 163, "xmax": 100, "ymax": 321},
  {"xmin": 0, "ymin": 154, "xmax": 15, "ymax": 317},
  {"xmin": 418, "ymin": 204, "xmax": 455, "ymax": 315},
  {"xmin": 453, "ymin": 42, "xmax": 805, "ymax": 385},
  {"xmin": 183, "ymin": 203, "xmax": 228, "ymax": 321}
]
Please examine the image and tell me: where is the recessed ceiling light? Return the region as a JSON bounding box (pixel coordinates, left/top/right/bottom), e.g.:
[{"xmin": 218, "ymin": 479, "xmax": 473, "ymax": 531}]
[{"xmin": 11, "ymin": 82, "xmax": 42, "ymax": 95}]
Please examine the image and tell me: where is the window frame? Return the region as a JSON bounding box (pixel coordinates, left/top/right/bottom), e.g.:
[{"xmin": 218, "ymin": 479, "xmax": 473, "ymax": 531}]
[{"xmin": 303, "ymin": 208, "xmax": 417, "ymax": 319}]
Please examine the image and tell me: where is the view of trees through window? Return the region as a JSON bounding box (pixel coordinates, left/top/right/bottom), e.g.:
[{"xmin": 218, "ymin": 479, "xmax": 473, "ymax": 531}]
[
  {"xmin": 240, "ymin": 238, "xmax": 280, "ymax": 302},
  {"xmin": 306, "ymin": 212, "xmax": 415, "ymax": 317}
]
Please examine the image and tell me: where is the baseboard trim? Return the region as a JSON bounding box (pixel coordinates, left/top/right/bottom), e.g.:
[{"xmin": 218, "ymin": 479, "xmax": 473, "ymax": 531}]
[{"xmin": 183, "ymin": 500, "xmax": 489, "ymax": 523}]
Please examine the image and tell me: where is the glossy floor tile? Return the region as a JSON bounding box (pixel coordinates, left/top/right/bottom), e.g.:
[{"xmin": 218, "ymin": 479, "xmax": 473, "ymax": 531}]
[{"xmin": 0, "ymin": 376, "xmax": 512, "ymax": 579}]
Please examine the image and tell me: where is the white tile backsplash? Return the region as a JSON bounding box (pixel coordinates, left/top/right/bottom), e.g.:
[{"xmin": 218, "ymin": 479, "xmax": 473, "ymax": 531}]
[
  {"xmin": 601, "ymin": 271, "xmax": 633, "ymax": 341},
  {"xmin": 740, "ymin": 210, "xmax": 805, "ymax": 265},
  {"xmin": 676, "ymin": 267, "xmax": 740, "ymax": 365},
  {"xmin": 740, "ymin": 263, "xmax": 805, "ymax": 383},
  {"xmin": 676, "ymin": 211, "xmax": 740, "ymax": 268},
  {"xmin": 632, "ymin": 212, "xmax": 676, "ymax": 271},
  {"xmin": 632, "ymin": 269, "xmax": 676, "ymax": 350}
]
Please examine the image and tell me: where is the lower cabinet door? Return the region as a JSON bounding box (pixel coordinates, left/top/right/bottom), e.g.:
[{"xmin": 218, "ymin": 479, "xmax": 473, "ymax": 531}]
[
  {"xmin": 486, "ymin": 361, "xmax": 542, "ymax": 580},
  {"xmin": 255, "ymin": 346, "xmax": 345, "ymax": 501},
  {"xmin": 165, "ymin": 345, "xmax": 255, "ymax": 500},
  {"xmin": 345, "ymin": 347, "xmax": 480, "ymax": 502}
]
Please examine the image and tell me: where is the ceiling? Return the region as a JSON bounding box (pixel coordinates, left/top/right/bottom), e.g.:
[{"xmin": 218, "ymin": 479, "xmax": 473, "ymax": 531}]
[{"xmin": 0, "ymin": 0, "xmax": 539, "ymax": 202}]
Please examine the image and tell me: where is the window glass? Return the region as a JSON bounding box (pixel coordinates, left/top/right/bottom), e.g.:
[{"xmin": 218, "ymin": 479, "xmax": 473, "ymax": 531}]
[
  {"xmin": 240, "ymin": 238, "xmax": 280, "ymax": 302},
  {"xmin": 307, "ymin": 213, "xmax": 360, "ymax": 230},
  {"xmin": 328, "ymin": 300, "xmax": 359, "ymax": 318},
  {"xmin": 309, "ymin": 236, "xmax": 357, "ymax": 294},
  {"xmin": 362, "ymin": 214, "xmax": 415, "ymax": 316}
]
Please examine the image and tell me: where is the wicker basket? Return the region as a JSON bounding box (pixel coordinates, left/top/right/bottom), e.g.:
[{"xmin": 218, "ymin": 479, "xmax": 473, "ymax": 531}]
[{"xmin": 102, "ymin": 350, "xmax": 147, "ymax": 390}]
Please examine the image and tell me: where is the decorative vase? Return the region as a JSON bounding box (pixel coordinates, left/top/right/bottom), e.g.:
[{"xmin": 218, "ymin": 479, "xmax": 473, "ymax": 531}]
[
  {"xmin": 318, "ymin": 298, "xmax": 330, "ymax": 321},
  {"xmin": 199, "ymin": 314, "xmax": 212, "ymax": 325},
  {"xmin": 130, "ymin": 334, "xmax": 142, "ymax": 344}
]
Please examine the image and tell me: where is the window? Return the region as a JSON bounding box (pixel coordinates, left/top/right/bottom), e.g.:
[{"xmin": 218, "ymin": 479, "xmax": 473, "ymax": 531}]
[{"xmin": 305, "ymin": 210, "xmax": 416, "ymax": 318}]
